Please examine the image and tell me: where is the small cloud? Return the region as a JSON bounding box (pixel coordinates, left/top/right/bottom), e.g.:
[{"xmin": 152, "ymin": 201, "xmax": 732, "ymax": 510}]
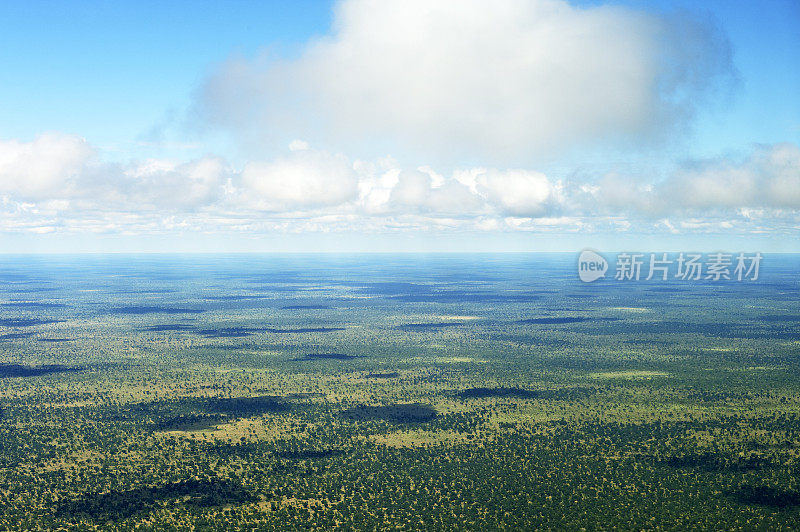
[
  {"xmin": 388, "ymin": 169, "xmax": 483, "ymax": 215},
  {"xmin": 289, "ymin": 139, "xmax": 310, "ymax": 152},
  {"xmin": 0, "ymin": 132, "xmax": 93, "ymax": 200},
  {"xmin": 580, "ymin": 143, "xmax": 800, "ymax": 216},
  {"xmin": 241, "ymin": 148, "xmax": 359, "ymax": 209},
  {"xmin": 656, "ymin": 143, "xmax": 800, "ymax": 211},
  {"xmin": 475, "ymin": 169, "xmax": 558, "ymax": 217}
]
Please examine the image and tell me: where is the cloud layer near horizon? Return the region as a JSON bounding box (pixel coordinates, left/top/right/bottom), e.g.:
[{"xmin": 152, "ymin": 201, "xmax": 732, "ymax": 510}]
[
  {"xmin": 1, "ymin": 133, "xmax": 797, "ymax": 236},
  {"xmin": 198, "ymin": 0, "xmax": 733, "ymax": 163},
  {"xmin": 0, "ymin": 1, "xmax": 795, "ymax": 243}
]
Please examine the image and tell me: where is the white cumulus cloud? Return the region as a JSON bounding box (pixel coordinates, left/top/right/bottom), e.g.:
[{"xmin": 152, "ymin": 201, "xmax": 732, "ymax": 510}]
[
  {"xmin": 0, "ymin": 133, "xmax": 796, "ymax": 239},
  {"xmin": 656, "ymin": 143, "xmax": 800, "ymax": 211},
  {"xmin": 475, "ymin": 169, "xmax": 558, "ymax": 216},
  {"xmin": 118, "ymin": 157, "xmax": 229, "ymax": 209},
  {"xmin": 198, "ymin": 0, "xmax": 733, "ymax": 163},
  {"xmin": 388, "ymin": 169, "xmax": 483, "ymax": 215},
  {"xmin": 241, "ymin": 149, "xmax": 359, "ymax": 209},
  {"xmin": 0, "ymin": 132, "xmax": 94, "ymax": 199}
]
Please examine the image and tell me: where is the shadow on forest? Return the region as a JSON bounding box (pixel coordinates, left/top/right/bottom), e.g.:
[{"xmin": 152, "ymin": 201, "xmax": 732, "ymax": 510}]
[
  {"xmin": 0, "ymin": 318, "xmax": 64, "ymax": 327},
  {"xmin": 732, "ymin": 485, "xmax": 800, "ymax": 508},
  {"xmin": 111, "ymin": 306, "xmax": 204, "ymax": 315},
  {"xmin": 265, "ymin": 327, "xmax": 345, "ymax": 333},
  {"xmin": 0, "ymin": 332, "xmax": 34, "ymax": 340},
  {"xmin": 205, "ymin": 295, "xmax": 267, "ymax": 301},
  {"xmin": 0, "ymin": 302, "xmax": 67, "ymax": 309},
  {"xmin": 759, "ymin": 315, "xmax": 800, "ymax": 322},
  {"xmin": 0, "ymin": 363, "xmax": 83, "ymax": 378},
  {"xmin": 396, "ymin": 322, "xmax": 464, "ymax": 331},
  {"xmin": 198, "ymin": 327, "xmax": 260, "ymax": 338},
  {"xmin": 341, "ymin": 403, "xmax": 438, "ymax": 423},
  {"xmin": 390, "ymin": 292, "xmax": 541, "ymax": 303},
  {"xmin": 659, "ymin": 453, "xmax": 772, "ymax": 472},
  {"xmin": 518, "ymin": 317, "xmax": 619, "ymax": 325},
  {"xmin": 298, "ymin": 353, "xmax": 361, "ymax": 361},
  {"xmin": 151, "ymin": 396, "xmax": 292, "ymax": 431},
  {"xmin": 276, "ymin": 448, "xmax": 346, "ymax": 460},
  {"xmin": 366, "ymin": 372, "xmax": 400, "ymax": 378},
  {"xmin": 458, "ymin": 387, "xmax": 596, "ymax": 400},
  {"xmin": 155, "ymin": 414, "xmax": 226, "ymax": 431},
  {"xmin": 56, "ymin": 478, "xmax": 257, "ymax": 521},
  {"xmin": 459, "ymin": 387, "xmax": 539, "ymax": 399},
  {"xmin": 144, "ymin": 324, "xmax": 345, "ymax": 336},
  {"xmin": 589, "ymin": 321, "xmax": 800, "ymax": 340},
  {"xmin": 144, "ymin": 324, "xmax": 195, "ymax": 332}
]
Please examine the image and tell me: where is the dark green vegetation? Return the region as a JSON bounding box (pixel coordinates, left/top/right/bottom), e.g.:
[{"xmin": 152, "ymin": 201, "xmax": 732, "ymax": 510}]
[
  {"xmin": 518, "ymin": 316, "xmax": 618, "ymax": 324},
  {"xmin": 0, "ymin": 253, "xmax": 798, "ymax": 530},
  {"xmin": 365, "ymin": 372, "xmax": 400, "ymax": 379},
  {"xmin": 396, "ymin": 322, "xmax": 464, "ymax": 331},
  {"xmin": 264, "ymin": 327, "xmax": 346, "ymax": 333},
  {"xmin": 299, "ymin": 353, "xmax": 361, "ymax": 361},
  {"xmin": 0, "ymin": 363, "xmax": 82, "ymax": 378},
  {"xmin": 0, "ymin": 318, "xmax": 64, "ymax": 327},
  {"xmin": 56, "ymin": 477, "xmax": 258, "ymax": 522},
  {"xmin": 112, "ymin": 306, "xmax": 205, "ymax": 315},
  {"xmin": 458, "ymin": 386, "xmax": 540, "ymax": 399},
  {"xmin": 340, "ymin": 403, "xmax": 438, "ymax": 423}
]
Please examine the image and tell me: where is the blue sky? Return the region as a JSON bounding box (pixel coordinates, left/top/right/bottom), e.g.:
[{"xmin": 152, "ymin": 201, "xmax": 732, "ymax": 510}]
[
  {"xmin": 0, "ymin": 0, "xmax": 798, "ymax": 252},
  {"xmin": 0, "ymin": 1, "xmax": 333, "ymax": 157}
]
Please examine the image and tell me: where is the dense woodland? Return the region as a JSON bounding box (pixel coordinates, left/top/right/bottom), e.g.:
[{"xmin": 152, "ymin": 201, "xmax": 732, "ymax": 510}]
[{"xmin": 0, "ymin": 254, "xmax": 798, "ymax": 529}]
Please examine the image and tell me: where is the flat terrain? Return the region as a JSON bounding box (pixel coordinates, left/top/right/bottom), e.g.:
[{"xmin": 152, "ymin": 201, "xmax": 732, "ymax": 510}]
[{"xmin": 0, "ymin": 254, "xmax": 798, "ymax": 529}]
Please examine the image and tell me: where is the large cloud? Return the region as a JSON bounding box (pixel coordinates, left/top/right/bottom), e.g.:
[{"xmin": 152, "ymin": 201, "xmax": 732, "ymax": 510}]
[{"xmin": 198, "ymin": 0, "xmax": 733, "ymax": 163}]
